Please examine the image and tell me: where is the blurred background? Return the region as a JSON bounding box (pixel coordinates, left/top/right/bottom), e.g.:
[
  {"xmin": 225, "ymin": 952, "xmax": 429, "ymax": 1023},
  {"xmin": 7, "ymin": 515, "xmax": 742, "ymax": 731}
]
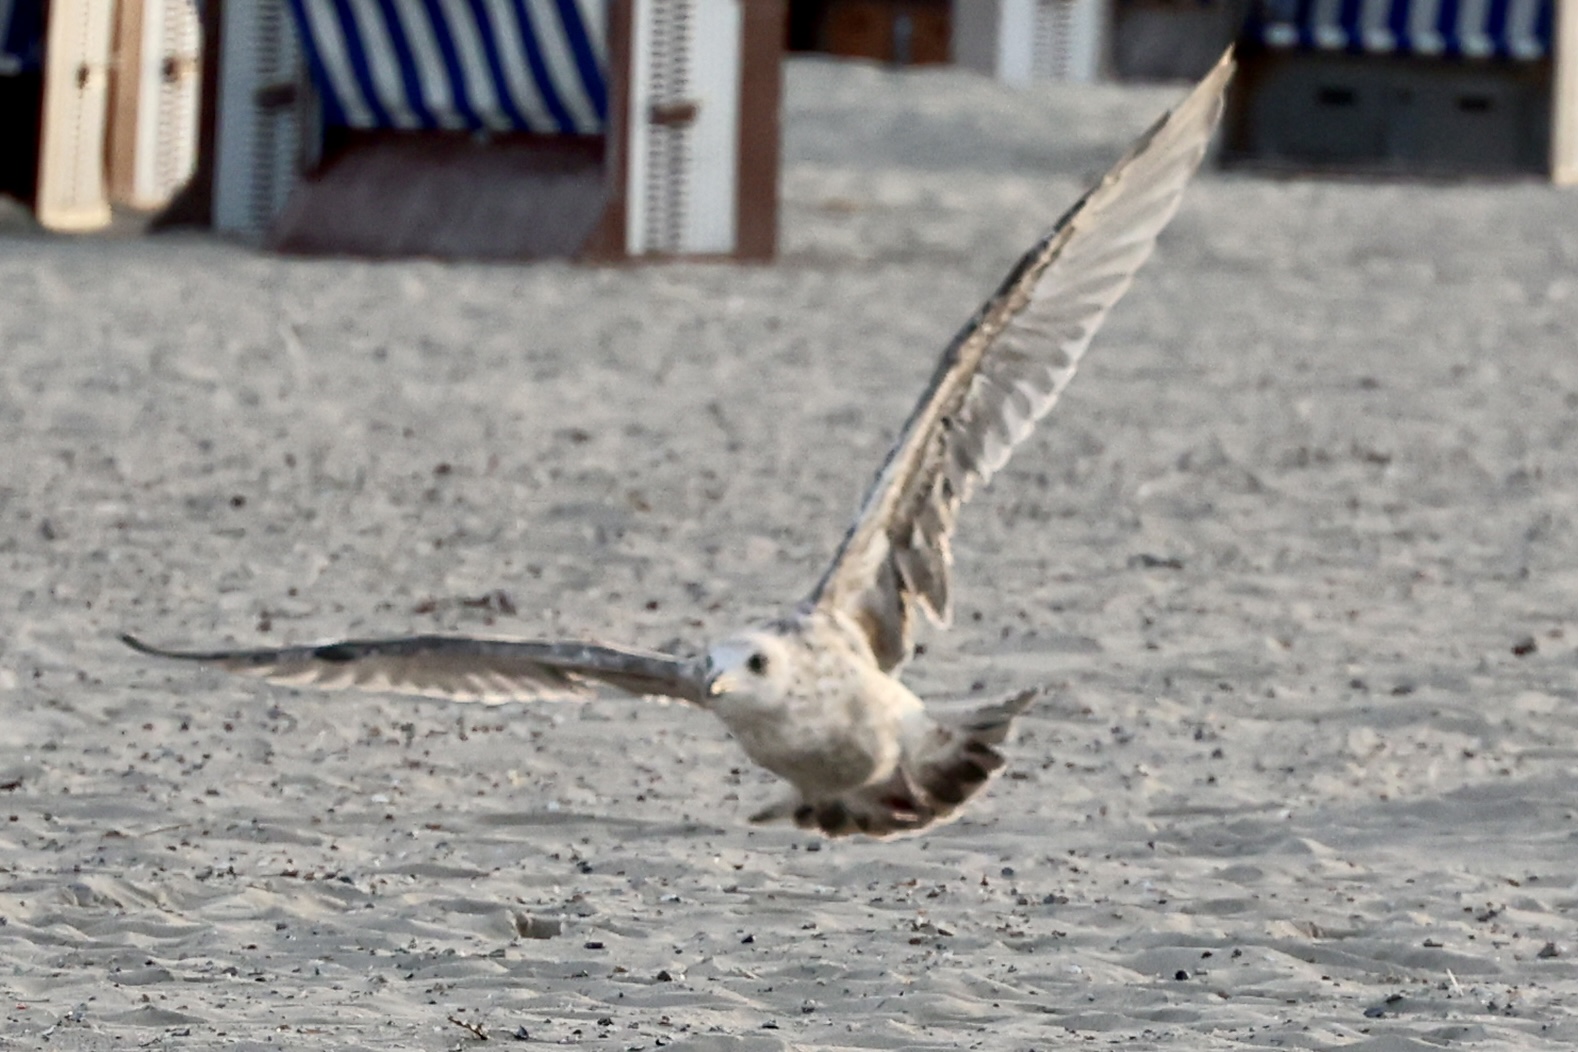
[{"xmin": 0, "ymin": 0, "xmax": 1567, "ymax": 262}]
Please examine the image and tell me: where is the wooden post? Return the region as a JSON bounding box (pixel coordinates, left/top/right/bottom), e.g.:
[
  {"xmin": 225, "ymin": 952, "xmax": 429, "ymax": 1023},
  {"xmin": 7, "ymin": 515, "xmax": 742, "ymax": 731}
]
[
  {"xmin": 1554, "ymin": 0, "xmax": 1578, "ymax": 182},
  {"xmin": 588, "ymin": 0, "xmax": 782, "ymax": 261},
  {"xmin": 36, "ymin": 0, "xmax": 117, "ymax": 231},
  {"xmin": 735, "ymin": 0, "xmax": 783, "ymax": 260},
  {"xmin": 106, "ymin": 0, "xmax": 145, "ymax": 204},
  {"xmin": 580, "ymin": 0, "xmax": 634, "ymax": 259}
]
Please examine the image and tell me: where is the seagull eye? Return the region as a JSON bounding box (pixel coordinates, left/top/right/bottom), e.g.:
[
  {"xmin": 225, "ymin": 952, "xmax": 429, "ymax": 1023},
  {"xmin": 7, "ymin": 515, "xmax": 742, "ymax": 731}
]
[{"xmin": 746, "ymin": 652, "xmax": 769, "ymax": 676}]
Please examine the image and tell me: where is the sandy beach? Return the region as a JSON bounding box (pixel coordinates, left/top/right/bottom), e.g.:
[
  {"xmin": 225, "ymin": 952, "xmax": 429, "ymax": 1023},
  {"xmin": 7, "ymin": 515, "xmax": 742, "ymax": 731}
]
[{"xmin": 4, "ymin": 57, "xmax": 1578, "ymax": 1049}]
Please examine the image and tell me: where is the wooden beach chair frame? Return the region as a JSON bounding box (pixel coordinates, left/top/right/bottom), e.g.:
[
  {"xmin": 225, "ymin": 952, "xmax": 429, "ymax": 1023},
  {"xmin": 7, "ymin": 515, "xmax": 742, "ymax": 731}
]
[{"xmin": 208, "ymin": 0, "xmax": 782, "ymax": 261}]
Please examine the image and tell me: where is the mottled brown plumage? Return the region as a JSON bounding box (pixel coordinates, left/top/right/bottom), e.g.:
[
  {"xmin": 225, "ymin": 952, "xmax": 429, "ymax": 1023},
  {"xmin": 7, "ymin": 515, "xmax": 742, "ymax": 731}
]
[{"xmin": 809, "ymin": 51, "xmax": 1237, "ymax": 672}]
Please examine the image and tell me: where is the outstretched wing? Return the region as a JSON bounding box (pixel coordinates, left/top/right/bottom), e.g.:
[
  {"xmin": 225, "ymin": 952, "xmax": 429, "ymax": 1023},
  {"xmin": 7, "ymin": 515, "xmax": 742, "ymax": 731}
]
[
  {"xmin": 808, "ymin": 50, "xmax": 1234, "ymax": 671},
  {"xmin": 121, "ymin": 633, "xmax": 705, "ymax": 704}
]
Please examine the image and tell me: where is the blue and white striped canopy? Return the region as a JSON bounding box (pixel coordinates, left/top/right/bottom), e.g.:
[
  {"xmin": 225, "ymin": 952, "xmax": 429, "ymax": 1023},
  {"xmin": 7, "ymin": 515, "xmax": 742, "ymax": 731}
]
[
  {"xmin": 0, "ymin": 0, "xmax": 44, "ymax": 75},
  {"xmin": 1256, "ymin": 0, "xmax": 1552, "ymax": 59},
  {"xmin": 285, "ymin": 0, "xmax": 608, "ymax": 134}
]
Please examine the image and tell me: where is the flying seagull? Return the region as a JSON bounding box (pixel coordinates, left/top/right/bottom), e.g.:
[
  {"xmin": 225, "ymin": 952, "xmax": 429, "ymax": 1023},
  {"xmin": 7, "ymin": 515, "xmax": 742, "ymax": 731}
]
[{"xmin": 124, "ymin": 52, "xmax": 1234, "ymax": 839}]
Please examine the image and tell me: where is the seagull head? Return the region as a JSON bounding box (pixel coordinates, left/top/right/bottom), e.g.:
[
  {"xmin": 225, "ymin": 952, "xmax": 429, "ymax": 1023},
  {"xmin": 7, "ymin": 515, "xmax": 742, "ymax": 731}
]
[{"xmin": 702, "ymin": 629, "xmax": 795, "ymax": 716}]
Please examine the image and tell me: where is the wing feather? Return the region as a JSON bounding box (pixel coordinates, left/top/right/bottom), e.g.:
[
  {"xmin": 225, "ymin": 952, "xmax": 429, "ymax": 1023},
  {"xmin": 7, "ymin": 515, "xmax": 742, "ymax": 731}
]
[
  {"xmin": 120, "ymin": 633, "xmax": 705, "ymax": 705},
  {"xmin": 808, "ymin": 50, "xmax": 1234, "ymax": 671}
]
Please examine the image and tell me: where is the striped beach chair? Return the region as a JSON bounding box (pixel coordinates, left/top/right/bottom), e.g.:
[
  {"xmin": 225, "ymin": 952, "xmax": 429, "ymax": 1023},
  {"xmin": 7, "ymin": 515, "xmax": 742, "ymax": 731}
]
[
  {"xmin": 214, "ymin": 0, "xmax": 782, "ymax": 259},
  {"xmin": 1252, "ymin": 0, "xmax": 1551, "ymax": 60},
  {"xmin": 1225, "ymin": 0, "xmax": 1568, "ymax": 176}
]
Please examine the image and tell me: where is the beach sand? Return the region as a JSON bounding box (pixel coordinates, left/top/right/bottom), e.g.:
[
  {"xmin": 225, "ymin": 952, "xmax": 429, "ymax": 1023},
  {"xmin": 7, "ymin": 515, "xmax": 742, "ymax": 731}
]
[{"xmin": 4, "ymin": 58, "xmax": 1578, "ymax": 1049}]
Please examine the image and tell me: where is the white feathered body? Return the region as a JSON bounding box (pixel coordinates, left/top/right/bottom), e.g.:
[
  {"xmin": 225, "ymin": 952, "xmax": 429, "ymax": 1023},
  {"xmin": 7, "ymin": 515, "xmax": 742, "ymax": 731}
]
[
  {"xmin": 702, "ymin": 610, "xmax": 1032, "ymax": 836},
  {"xmin": 705, "ymin": 611, "xmax": 924, "ymax": 797}
]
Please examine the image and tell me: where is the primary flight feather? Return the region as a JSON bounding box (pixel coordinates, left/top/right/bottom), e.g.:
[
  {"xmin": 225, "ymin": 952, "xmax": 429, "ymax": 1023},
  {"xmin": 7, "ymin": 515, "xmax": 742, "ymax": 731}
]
[{"xmin": 125, "ymin": 52, "xmax": 1234, "ymax": 838}]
